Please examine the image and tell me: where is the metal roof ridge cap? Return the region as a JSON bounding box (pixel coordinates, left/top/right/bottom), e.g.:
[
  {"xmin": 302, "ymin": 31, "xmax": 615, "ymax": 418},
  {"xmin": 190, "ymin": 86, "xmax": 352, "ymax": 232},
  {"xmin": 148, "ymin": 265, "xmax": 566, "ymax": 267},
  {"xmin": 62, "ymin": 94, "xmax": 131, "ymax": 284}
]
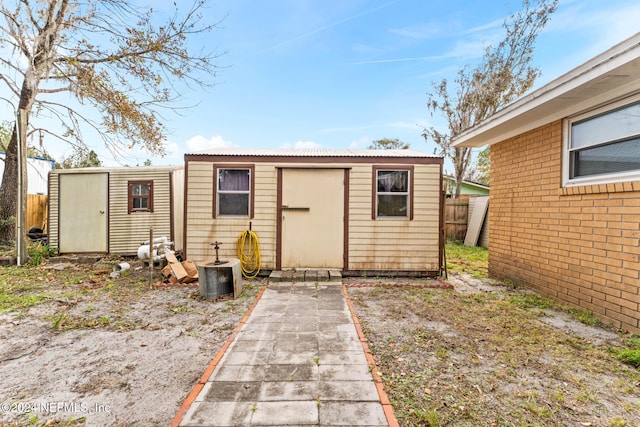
[{"xmin": 186, "ymin": 148, "xmax": 439, "ymax": 157}]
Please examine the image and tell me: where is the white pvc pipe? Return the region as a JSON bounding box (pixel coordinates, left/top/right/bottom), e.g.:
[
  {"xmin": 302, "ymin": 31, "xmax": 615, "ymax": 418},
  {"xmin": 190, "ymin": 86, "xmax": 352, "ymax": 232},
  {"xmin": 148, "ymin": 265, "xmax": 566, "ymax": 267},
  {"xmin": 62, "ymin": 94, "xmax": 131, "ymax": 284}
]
[{"xmin": 114, "ymin": 262, "xmax": 130, "ymax": 272}]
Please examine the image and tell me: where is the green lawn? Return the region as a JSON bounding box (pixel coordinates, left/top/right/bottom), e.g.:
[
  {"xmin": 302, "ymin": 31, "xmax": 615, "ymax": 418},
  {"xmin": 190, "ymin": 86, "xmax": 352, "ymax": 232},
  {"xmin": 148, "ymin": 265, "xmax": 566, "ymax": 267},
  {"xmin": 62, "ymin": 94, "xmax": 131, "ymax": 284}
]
[{"xmin": 444, "ymin": 240, "xmax": 488, "ymax": 278}]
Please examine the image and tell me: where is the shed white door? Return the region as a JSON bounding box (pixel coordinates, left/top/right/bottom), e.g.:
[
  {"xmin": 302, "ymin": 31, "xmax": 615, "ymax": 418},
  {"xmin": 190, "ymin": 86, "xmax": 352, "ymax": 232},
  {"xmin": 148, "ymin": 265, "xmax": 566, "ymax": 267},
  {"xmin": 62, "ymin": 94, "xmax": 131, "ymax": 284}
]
[
  {"xmin": 59, "ymin": 173, "xmax": 108, "ymax": 253},
  {"xmin": 281, "ymin": 169, "xmax": 344, "ymax": 268}
]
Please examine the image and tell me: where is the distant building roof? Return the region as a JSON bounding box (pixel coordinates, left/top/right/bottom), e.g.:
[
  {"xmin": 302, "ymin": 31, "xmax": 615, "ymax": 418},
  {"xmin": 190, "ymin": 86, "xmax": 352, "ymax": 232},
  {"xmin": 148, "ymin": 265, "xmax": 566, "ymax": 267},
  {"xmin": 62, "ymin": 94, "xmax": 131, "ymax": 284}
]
[
  {"xmin": 443, "ymin": 175, "xmax": 490, "ymax": 196},
  {"xmin": 0, "ymin": 152, "xmax": 55, "ymax": 195},
  {"xmin": 443, "ymin": 175, "xmax": 489, "ymax": 189}
]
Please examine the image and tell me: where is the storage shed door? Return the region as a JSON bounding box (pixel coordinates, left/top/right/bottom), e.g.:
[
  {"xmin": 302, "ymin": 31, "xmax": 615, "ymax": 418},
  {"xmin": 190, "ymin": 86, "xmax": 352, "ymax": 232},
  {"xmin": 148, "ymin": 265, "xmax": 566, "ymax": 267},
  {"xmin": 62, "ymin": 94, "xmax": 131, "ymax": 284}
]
[
  {"xmin": 59, "ymin": 173, "xmax": 108, "ymax": 253},
  {"xmin": 281, "ymin": 169, "xmax": 344, "ymax": 269}
]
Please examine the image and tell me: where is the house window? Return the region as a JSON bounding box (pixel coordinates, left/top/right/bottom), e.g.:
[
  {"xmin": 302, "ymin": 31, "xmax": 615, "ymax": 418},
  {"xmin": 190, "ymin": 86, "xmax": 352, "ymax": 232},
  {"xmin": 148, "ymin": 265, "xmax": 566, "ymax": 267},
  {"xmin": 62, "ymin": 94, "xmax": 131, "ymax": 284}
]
[
  {"xmin": 564, "ymin": 96, "xmax": 640, "ymax": 186},
  {"xmin": 214, "ymin": 167, "xmax": 253, "ymax": 217},
  {"xmin": 373, "ymin": 166, "xmax": 413, "ymax": 219},
  {"xmin": 128, "ymin": 181, "xmax": 153, "ymax": 213}
]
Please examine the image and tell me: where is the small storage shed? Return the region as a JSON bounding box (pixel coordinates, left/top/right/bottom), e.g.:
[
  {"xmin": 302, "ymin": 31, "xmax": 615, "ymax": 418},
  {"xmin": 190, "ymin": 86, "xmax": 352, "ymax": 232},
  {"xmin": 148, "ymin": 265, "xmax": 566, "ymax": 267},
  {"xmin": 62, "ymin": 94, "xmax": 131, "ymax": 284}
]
[
  {"xmin": 183, "ymin": 148, "xmax": 443, "ymax": 275},
  {"xmin": 49, "ymin": 166, "xmax": 184, "ymax": 255}
]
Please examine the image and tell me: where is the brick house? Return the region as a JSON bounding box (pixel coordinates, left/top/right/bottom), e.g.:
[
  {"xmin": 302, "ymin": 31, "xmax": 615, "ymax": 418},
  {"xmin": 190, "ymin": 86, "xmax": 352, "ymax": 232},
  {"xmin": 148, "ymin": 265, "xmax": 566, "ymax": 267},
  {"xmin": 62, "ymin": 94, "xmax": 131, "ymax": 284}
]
[{"xmin": 452, "ymin": 33, "xmax": 640, "ymax": 333}]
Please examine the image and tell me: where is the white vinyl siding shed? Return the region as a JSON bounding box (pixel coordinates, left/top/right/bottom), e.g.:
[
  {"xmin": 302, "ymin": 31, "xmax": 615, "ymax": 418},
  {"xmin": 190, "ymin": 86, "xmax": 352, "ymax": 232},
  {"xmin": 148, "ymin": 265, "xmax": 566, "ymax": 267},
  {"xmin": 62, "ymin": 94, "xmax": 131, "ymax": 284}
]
[{"xmin": 49, "ymin": 166, "xmax": 183, "ymax": 255}]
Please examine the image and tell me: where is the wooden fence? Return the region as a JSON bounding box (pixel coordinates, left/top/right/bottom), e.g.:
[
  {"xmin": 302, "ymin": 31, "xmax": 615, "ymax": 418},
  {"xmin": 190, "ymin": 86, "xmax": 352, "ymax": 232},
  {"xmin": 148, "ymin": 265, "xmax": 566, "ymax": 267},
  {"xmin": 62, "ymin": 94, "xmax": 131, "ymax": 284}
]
[
  {"xmin": 27, "ymin": 194, "xmax": 48, "ymax": 232},
  {"xmin": 444, "ymin": 198, "xmax": 469, "ymax": 241}
]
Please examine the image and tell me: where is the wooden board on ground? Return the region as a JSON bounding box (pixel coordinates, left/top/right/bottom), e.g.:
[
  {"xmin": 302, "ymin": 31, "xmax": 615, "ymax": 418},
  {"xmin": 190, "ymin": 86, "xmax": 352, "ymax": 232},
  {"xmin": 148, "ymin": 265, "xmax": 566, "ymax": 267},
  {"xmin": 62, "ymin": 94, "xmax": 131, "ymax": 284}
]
[{"xmin": 464, "ymin": 196, "xmax": 489, "ymax": 246}]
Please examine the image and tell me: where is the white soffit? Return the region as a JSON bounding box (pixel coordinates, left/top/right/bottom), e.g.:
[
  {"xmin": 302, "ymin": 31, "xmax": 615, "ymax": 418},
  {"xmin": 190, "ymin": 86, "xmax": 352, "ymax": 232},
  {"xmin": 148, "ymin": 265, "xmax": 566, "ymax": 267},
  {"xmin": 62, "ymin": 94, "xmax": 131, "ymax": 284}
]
[{"xmin": 453, "ymin": 32, "xmax": 640, "ymax": 148}]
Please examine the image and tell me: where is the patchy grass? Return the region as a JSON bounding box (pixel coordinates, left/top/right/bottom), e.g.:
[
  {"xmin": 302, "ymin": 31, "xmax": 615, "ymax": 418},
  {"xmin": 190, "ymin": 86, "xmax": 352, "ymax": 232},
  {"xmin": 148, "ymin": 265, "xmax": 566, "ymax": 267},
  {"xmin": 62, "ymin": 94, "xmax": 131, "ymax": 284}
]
[
  {"xmin": 445, "ymin": 240, "xmax": 488, "ymax": 278},
  {"xmin": 618, "ymin": 336, "xmax": 640, "ymax": 368},
  {"xmin": 569, "ymin": 308, "xmax": 604, "ymax": 327},
  {"xmin": 0, "ymin": 258, "xmax": 182, "ymax": 335},
  {"xmin": 350, "ymin": 286, "xmax": 640, "ymax": 426},
  {"xmin": 446, "ymin": 240, "xmax": 610, "ymax": 329},
  {"xmin": 348, "ymin": 246, "xmax": 640, "ymax": 426},
  {"xmin": 507, "ymin": 292, "xmax": 557, "ymax": 313},
  {"xmin": 0, "ymin": 266, "xmax": 53, "ymax": 313},
  {"xmin": 0, "ymin": 258, "xmax": 152, "ymax": 317}
]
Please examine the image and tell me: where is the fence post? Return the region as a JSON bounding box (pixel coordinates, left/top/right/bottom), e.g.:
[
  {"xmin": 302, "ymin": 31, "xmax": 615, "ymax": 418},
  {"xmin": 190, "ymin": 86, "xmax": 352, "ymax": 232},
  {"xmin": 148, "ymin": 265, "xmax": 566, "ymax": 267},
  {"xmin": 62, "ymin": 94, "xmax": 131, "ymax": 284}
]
[{"xmin": 16, "ymin": 109, "xmax": 28, "ymax": 266}]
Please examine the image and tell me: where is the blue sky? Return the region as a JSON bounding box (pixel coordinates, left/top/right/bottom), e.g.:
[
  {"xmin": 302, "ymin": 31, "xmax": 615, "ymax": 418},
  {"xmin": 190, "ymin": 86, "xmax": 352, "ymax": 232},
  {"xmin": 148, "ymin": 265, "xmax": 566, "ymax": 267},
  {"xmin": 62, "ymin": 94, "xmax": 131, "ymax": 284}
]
[{"xmin": 5, "ymin": 0, "xmax": 640, "ymax": 170}]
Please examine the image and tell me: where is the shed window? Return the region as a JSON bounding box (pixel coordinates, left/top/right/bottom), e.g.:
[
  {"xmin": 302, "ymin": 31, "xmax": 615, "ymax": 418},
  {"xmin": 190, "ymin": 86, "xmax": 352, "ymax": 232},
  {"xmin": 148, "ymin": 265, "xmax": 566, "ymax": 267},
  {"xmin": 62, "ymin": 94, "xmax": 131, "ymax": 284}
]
[
  {"xmin": 128, "ymin": 181, "xmax": 153, "ymax": 213},
  {"xmin": 373, "ymin": 167, "xmax": 413, "ymax": 219},
  {"xmin": 215, "ymin": 168, "xmax": 252, "ymax": 217},
  {"xmin": 564, "ymin": 96, "xmax": 640, "ymax": 186}
]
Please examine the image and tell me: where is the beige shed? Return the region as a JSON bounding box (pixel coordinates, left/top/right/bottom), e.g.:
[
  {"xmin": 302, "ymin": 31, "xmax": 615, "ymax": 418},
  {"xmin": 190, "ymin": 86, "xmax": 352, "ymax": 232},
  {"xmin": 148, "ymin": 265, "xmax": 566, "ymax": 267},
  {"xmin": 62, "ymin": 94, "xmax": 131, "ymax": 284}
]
[
  {"xmin": 48, "ymin": 166, "xmax": 184, "ymax": 255},
  {"xmin": 184, "ymin": 149, "xmax": 443, "ymax": 276}
]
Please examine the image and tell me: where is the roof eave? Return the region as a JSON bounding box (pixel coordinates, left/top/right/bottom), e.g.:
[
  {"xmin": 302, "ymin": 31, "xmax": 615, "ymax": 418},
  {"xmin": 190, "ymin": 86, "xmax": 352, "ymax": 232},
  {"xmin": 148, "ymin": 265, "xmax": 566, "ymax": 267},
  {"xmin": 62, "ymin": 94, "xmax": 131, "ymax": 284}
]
[{"xmin": 453, "ymin": 32, "xmax": 640, "ymax": 148}]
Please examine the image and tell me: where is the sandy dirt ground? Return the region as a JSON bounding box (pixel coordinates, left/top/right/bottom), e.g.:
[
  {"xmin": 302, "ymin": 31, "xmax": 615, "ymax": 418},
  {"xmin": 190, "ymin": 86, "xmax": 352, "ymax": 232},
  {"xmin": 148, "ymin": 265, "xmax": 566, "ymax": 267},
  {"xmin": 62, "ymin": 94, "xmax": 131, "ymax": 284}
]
[
  {"xmin": 0, "ymin": 260, "xmax": 262, "ymax": 427},
  {"xmin": 346, "ymin": 272, "xmax": 639, "ymax": 426},
  {"xmin": 1, "ymin": 262, "xmax": 638, "ymax": 427}
]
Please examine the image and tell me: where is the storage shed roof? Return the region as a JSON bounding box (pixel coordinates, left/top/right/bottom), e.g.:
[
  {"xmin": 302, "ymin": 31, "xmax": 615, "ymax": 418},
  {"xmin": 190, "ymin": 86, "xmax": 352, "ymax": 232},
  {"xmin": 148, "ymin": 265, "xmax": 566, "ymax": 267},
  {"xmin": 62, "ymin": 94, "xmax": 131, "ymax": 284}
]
[
  {"xmin": 187, "ymin": 148, "xmax": 440, "ymax": 158},
  {"xmin": 50, "ymin": 165, "xmax": 183, "ymax": 174}
]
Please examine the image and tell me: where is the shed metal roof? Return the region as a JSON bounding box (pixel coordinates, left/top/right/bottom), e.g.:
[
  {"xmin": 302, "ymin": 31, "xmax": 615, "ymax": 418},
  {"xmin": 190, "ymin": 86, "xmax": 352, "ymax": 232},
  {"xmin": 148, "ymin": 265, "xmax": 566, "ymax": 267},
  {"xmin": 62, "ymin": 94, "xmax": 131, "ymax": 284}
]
[
  {"xmin": 187, "ymin": 148, "xmax": 439, "ymax": 158},
  {"xmin": 50, "ymin": 165, "xmax": 183, "ymax": 174},
  {"xmin": 452, "ymin": 32, "xmax": 640, "ymax": 148}
]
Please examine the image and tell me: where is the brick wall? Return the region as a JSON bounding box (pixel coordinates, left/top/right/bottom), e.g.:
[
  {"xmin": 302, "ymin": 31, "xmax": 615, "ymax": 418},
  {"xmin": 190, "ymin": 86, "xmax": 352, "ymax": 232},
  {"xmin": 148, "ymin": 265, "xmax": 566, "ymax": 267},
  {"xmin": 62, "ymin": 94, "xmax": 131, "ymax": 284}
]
[{"xmin": 489, "ymin": 120, "xmax": 640, "ymax": 333}]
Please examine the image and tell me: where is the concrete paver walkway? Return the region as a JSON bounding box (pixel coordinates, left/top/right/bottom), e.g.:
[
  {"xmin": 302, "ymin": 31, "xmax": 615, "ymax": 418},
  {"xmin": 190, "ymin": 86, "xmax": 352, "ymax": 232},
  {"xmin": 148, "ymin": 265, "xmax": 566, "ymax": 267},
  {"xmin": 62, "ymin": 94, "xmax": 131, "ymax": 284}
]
[{"xmin": 178, "ymin": 282, "xmax": 389, "ymax": 426}]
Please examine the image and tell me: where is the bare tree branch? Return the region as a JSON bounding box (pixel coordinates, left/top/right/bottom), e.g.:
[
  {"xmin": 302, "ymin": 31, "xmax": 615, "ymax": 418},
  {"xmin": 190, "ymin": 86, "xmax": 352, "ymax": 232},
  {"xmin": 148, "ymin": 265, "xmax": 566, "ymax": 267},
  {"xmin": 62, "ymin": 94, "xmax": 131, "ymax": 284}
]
[
  {"xmin": 424, "ymin": 0, "xmax": 557, "ymax": 198},
  {"xmin": 0, "ymin": 0, "xmax": 224, "ymax": 243}
]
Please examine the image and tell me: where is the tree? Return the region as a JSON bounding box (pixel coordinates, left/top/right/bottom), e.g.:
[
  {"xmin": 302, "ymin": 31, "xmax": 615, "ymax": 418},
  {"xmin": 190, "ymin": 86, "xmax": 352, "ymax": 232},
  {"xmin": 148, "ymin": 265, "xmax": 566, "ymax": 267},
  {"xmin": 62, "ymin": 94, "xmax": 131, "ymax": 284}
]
[
  {"xmin": 465, "ymin": 146, "xmax": 490, "ymax": 186},
  {"xmin": 474, "ymin": 146, "xmax": 490, "ymax": 185},
  {"xmin": 0, "ymin": 0, "xmax": 221, "ymax": 244},
  {"xmin": 423, "ymin": 0, "xmax": 557, "ymax": 198},
  {"xmin": 369, "ymin": 138, "xmax": 411, "ymax": 150},
  {"xmin": 57, "ymin": 147, "xmax": 102, "ymax": 169}
]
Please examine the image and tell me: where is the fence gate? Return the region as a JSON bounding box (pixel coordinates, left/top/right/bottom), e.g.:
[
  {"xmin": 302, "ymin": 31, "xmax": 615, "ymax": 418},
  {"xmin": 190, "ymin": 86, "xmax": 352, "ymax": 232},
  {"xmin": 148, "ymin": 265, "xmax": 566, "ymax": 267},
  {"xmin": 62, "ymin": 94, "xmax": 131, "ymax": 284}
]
[{"xmin": 445, "ymin": 198, "xmax": 469, "ymax": 241}]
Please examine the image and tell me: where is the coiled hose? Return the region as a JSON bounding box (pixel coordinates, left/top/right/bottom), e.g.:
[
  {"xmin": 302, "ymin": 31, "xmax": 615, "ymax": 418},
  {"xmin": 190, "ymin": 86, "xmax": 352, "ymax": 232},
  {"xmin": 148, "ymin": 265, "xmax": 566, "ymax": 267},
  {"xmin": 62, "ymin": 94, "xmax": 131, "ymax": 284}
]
[{"xmin": 237, "ymin": 229, "xmax": 261, "ymax": 278}]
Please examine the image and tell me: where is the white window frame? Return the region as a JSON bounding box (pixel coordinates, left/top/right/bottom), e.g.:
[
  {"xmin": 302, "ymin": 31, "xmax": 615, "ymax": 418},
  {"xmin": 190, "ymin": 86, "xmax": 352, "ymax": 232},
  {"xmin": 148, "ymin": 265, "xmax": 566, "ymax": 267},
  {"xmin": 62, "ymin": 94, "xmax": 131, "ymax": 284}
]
[
  {"xmin": 374, "ymin": 168, "xmax": 411, "ymax": 220},
  {"xmin": 563, "ymin": 93, "xmax": 640, "ymax": 187},
  {"xmin": 216, "ymin": 168, "xmax": 251, "ymax": 218}
]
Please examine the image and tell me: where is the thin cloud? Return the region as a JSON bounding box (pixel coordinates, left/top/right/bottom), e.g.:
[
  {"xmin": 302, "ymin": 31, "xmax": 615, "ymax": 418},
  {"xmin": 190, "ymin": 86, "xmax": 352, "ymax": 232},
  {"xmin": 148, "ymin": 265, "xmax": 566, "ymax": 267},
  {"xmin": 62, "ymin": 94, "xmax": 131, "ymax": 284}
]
[
  {"xmin": 353, "ymin": 55, "xmax": 448, "ymax": 65},
  {"xmin": 389, "ymin": 23, "xmax": 445, "ymax": 40},
  {"xmin": 388, "ymin": 121, "xmax": 425, "ymax": 130},
  {"xmin": 389, "ymin": 17, "xmax": 502, "ymax": 40},
  {"xmin": 352, "ymin": 41, "xmax": 484, "ymax": 65},
  {"xmin": 186, "ymin": 135, "xmax": 234, "ymax": 151},
  {"xmin": 418, "ymin": 64, "xmax": 461, "ymax": 80},
  {"xmin": 463, "ymin": 18, "xmax": 504, "ymax": 36},
  {"xmin": 545, "ymin": 2, "xmax": 640, "ymax": 50},
  {"xmin": 356, "ymin": 16, "xmax": 502, "ymax": 66},
  {"xmin": 251, "ymin": 0, "xmax": 401, "ymax": 57}
]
